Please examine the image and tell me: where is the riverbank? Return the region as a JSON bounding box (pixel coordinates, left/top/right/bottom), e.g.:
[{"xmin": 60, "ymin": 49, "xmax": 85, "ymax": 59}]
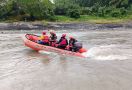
[
  {"xmin": 55, "ymin": 15, "xmax": 132, "ymax": 24},
  {"xmin": 0, "ymin": 20, "xmax": 132, "ymax": 30},
  {"xmin": 2, "ymin": 15, "xmax": 132, "ymax": 24},
  {"xmin": 1, "ymin": 15, "xmax": 132, "ymax": 30}
]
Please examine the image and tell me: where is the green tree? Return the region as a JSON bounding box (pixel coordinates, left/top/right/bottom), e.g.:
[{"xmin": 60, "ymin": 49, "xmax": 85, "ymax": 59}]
[{"xmin": 0, "ymin": 0, "xmax": 55, "ymax": 21}]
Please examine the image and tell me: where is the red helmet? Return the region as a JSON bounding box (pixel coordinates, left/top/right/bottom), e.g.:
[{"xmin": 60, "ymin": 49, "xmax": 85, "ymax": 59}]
[
  {"xmin": 62, "ymin": 34, "xmax": 66, "ymax": 37},
  {"xmin": 42, "ymin": 31, "xmax": 46, "ymax": 35},
  {"xmin": 69, "ymin": 36, "xmax": 74, "ymax": 39}
]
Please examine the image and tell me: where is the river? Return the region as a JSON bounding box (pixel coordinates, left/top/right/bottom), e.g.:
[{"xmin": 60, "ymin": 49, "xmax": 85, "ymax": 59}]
[{"xmin": 0, "ymin": 28, "xmax": 132, "ymax": 90}]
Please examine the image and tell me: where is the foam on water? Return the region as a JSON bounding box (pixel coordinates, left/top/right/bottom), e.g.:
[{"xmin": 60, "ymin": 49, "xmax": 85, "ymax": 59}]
[
  {"xmin": 83, "ymin": 45, "xmax": 131, "ymax": 60},
  {"xmin": 38, "ymin": 50, "xmax": 59, "ymax": 56},
  {"xmin": 39, "ymin": 50, "xmax": 52, "ymax": 55}
]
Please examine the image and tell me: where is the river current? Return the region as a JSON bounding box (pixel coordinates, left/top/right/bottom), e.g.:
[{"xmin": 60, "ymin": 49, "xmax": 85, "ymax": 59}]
[{"xmin": 0, "ymin": 29, "xmax": 132, "ymax": 90}]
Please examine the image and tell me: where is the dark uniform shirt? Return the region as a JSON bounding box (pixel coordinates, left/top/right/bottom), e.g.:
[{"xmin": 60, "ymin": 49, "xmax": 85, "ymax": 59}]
[
  {"xmin": 69, "ymin": 38, "xmax": 77, "ymax": 46},
  {"xmin": 50, "ymin": 33, "xmax": 57, "ymax": 41}
]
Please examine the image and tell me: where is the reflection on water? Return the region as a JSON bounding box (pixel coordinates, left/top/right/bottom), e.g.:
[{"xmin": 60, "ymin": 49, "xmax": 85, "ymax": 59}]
[{"xmin": 0, "ymin": 30, "xmax": 132, "ymax": 90}]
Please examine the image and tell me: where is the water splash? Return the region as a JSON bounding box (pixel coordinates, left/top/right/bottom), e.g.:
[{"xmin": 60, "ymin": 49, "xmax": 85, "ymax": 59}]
[
  {"xmin": 39, "ymin": 50, "xmax": 52, "ymax": 55},
  {"xmin": 83, "ymin": 45, "xmax": 130, "ymax": 60}
]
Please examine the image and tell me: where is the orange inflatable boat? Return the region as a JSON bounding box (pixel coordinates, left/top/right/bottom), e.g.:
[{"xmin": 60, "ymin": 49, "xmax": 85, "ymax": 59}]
[{"xmin": 23, "ymin": 34, "xmax": 87, "ymax": 58}]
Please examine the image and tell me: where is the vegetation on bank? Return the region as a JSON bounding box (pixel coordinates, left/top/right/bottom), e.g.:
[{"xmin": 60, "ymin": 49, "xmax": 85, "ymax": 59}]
[
  {"xmin": 55, "ymin": 15, "xmax": 132, "ymax": 24},
  {"xmin": 0, "ymin": 0, "xmax": 132, "ymax": 23}
]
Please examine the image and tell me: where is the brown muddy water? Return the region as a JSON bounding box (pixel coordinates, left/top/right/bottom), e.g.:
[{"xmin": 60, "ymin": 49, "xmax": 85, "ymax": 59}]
[{"xmin": 0, "ymin": 29, "xmax": 132, "ymax": 90}]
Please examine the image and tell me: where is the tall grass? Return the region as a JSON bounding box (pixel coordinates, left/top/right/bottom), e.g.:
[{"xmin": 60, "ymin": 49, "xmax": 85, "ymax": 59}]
[{"xmin": 55, "ymin": 15, "xmax": 132, "ymax": 24}]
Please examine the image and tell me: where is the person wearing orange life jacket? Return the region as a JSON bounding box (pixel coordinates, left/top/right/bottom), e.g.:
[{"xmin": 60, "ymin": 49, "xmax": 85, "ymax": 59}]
[
  {"xmin": 57, "ymin": 34, "xmax": 68, "ymax": 49},
  {"xmin": 49, "ymin": 30, "xmax": 57, "ymax": 47},
  {"xmin": 38, "ymin": 31, "xmax": 49, "ymax": 45}
]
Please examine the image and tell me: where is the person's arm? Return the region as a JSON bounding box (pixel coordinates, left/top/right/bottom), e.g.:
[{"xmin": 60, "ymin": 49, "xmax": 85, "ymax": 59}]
[
  {"xmin": 58, "ymin": 38, "xmax": 62, "ymax": 43},
  {"xmin": 72, "ymin": 39, "xmax": 77, "ymax": 46}
]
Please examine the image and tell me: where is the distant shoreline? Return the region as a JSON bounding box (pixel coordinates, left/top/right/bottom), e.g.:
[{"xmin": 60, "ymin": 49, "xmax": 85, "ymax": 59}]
[
  {"xmin": 0, "ymin": 21, "xmax": 132, "ymax": 30},
  {"xmin": 54, "ymin": 15, "xmax": 132, "ymax": 24}
]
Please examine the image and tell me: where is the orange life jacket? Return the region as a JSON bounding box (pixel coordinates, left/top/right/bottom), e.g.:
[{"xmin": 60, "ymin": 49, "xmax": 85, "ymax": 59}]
[{"xmin": 41, "ymin": 35, "xmax": 49, "ymax": 43}]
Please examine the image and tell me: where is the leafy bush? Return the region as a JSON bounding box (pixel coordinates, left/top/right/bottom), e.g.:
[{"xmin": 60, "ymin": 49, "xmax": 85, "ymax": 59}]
[
  {"xmin": 81, "ymin": 7, "xmax": 92, "ymax": 15},
  {"xmin": 111, "ymin": 9, "xmax": 121, "ymax": 17},
  {"xmin": 0, "ymin": 0, "xmax": 55, "ymax": 21},
  {"xmin": 104, "ymin": 8, "xmax": 112, "ymax": 15},
  {"xmin": 97, "ymin": 7, "xmax": 105, "ymax": 17},
  {"xmin": 120, "ymin": 8, "xmax": 127, "ymax": 15},
  {"xmin": 54, "ymin": 7, "xmax": 67, "ymax": 15},
  {"xmin": 67, "ymin": 9, "xmax": 80, "ymax": 18}
]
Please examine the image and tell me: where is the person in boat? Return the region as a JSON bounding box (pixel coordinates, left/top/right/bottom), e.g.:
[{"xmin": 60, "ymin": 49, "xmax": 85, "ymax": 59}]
[
  {"xmin": 73, "ymin": 42, "xmax": 83, "ymax": 52},
  {"xmin": 68, "ymin": 36, "xmax": 86, "ymax": 53},
  {"xmin": 49, "ymin": 30, "xmax": 57, "ymax": 47},
  {"xmin": 37, "ymin": 31, "xmax": 49, "ymax": 45},
  {"xmin": 67, "ymin": 36, "xmax": 78, "ymax": 51},
  {"xmin": 56, "ymin": 34, "xmax": 68, "ymax": 49}
]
